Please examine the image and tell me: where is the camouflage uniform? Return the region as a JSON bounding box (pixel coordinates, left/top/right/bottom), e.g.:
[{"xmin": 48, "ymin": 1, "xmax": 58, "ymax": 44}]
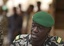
[
  {"xmin": 11, "ymin": 34, "xmax": 32, "ymax": 46},
  {"xmin": 44, "ymin": 36, "xmax": 64, "ymax": 46},
  {"xmin": 12, "ymin": 34, "xmax": 64, "ymax": 46},
  {"xmin": 0, "ymin": 15, "xmax": 8, "ymax": 46},
  {"xmin": 0, "ymin": 15, "xmax": 3, "ymax": 45}
]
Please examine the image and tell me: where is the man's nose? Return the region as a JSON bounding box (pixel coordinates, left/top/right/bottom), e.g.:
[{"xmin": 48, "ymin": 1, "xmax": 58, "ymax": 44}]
[{"xmin": 33, "ymin": 27, "xmax": 38, "ymax": 33}]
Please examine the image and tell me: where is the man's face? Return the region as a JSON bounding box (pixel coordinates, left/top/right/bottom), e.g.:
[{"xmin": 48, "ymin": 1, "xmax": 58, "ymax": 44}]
[{"xmin": 31, "ymin": 22, "xmax": 50, "ymax": 41}]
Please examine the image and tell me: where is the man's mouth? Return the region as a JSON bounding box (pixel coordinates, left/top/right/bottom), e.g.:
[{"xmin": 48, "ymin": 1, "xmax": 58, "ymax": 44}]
[
  {"xmin": 31, "ymin": 34, "xmax": 37, "ymax": 39},
  {"xmin": 31, "ymin": 31, "xmax": 38, "ymax": 39},
  {"xmin": 31, "ymin": 34, "xmax": 40, "ymax": 41}
]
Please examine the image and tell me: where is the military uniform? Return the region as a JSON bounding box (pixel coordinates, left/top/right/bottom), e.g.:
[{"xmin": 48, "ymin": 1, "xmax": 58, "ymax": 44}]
[
  {"xmin": 11, "ymin": 34, "xmax": 64, "ymax": 46},
  {"xmin": 0, "ymin": 15, "xmax": 8, "ymax": 46},
  {"xmin": 11, "ymin": 34, "xmax": 32, "ymax": 46},
  {"xmin": 11, "ymin": 11, "xmax": 64, "ymax": 46},
  {"xmin": 44, "ymin": 36, "xmax": 64, "ymax": 46},
  {"xmin": 0, "ymin": 6, "xmax": 8, "ymax": 46},
  {"xmin": 32, "ymin": 11, "xmax": 64, "ymax": 46},
  {"xmin": 0, "ymin": 15, "xmax": 3, "ymax": 45}
]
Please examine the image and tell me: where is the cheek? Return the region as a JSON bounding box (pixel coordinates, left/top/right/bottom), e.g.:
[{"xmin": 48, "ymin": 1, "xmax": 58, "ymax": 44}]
[{"xmin": 39, "ymin": 30, "xmax": 48, "ymax": 38}]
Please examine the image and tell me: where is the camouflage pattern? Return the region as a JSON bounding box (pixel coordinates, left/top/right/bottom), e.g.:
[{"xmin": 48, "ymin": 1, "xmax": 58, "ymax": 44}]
[
  {"xmin": 12, "ymin": 34, "xmax": 64, "ymax": 46},
  {"xmin": 11, "ymin": 34, "xmax": 32, "ymax": 46},
  {"xmin": 0, "ymin": 15, "xmax": 8, "ymax": 46},
  {"xmin": 44, "ymin": 36, "xmax": 64, "ymax": 46},
  {"xmin": 0, "ymin": 15, "xmax": 8, "ymax": 35}
]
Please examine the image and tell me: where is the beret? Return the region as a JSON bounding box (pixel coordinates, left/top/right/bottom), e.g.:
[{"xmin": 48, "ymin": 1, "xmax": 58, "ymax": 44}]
[
  {"xmin": 2, "ymin": 6, "xmax": 7, "ymax": 11},
  {"xmin": 33, "ymin": 11, "xmax": 54, "ymax": 27}
]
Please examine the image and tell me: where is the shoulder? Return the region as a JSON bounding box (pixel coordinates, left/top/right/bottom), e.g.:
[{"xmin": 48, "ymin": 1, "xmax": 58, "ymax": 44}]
[
  {"xmin": 13, "ymin": 34, "xmax": 31, "ymax": 46},
  {"xmin": 45, "ymin": 36, "xmax": 64, "ymax": 46}
]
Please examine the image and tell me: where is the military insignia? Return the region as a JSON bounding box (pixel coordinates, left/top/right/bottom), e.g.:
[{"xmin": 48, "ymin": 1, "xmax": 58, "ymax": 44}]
[
  {"xmin": 56, "ymin": 37, "xmax": 62, "ymax": 43},
  {"xmin": 15, "ymin": 35, "xmax": 20, "ymax": 40}
]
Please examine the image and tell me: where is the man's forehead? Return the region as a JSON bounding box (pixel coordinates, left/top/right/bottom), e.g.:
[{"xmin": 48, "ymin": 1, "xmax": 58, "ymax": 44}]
[
  {"xmin": 32, "ymin": 21, "xmax": 50, "ymax": 29},
  {"xmin": 32, "ymin": 21, "xmax": 44, "ymax": 27}
]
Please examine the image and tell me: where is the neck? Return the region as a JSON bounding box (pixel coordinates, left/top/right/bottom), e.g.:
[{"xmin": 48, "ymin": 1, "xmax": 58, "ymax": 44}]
[
  {"xmin": 37, "ymin": 8, "xmax": 41, "ymax": 11},
  {"xmin": 27, "ymin": 12, "xmax": 31, "ymax": 15}
]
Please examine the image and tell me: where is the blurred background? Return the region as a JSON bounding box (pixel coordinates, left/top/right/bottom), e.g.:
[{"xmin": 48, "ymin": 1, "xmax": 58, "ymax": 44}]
[{"xmin": 0, "ymin": 0, "xmax": 64, "ymax": 41}]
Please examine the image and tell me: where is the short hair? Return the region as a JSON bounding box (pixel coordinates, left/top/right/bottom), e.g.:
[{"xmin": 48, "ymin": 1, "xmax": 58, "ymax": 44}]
[
  {"xmin": 37, "ymin": 1, "xmax": 41, "ymax": 5},
  {"xmin": 18, "ymin": 4, "xmax": 21, "ymax": 8},
  {"xmin": 29, "ymin": 5, "xmax": 34, "ymax": 9},
  {"xmin": 13, "ymin": 7, "xmax": 17, "ymax": 12}
]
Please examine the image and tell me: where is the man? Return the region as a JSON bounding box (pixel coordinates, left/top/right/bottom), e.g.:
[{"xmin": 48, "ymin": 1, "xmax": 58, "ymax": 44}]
[
  {"xmin": 17, "ymin": 4, "xmax": 24, "ymax": 16},
  {"xmin": 26, "ymin": 5, "xmax": 34, "ymax": 34},
  {"xmin": 8, "ymin": 7, "xmax": 23, "ymax": 45},
  {"xmin": 36, "ymin": 1, "xmax": 41, "ymax": 12},
  {"xmin": 11, "ymin": 11, "xmax": 64, "ymax": 46},
  {"xmin": 31, "ymin": 11, "xmax": 64, "ymax": 46},
  {"xmin": 0, "ymin": 6, "xmax": 8, "ymax": 46}
]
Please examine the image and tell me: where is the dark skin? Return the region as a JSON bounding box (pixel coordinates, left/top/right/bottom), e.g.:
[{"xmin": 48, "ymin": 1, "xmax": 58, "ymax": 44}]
[
  {"xmin": 37, "ymin": 2, "xmax": 41, "ymax": 12},
  {"xmin": 31, "ymin": 21, "xmax": 51, "ymax": 46},
  {"xmin": 2, "ymin": 10, "xmax": 8, "ymax": 16},
  {"xmin": 18, "ymin": 4, "xmax": 24, "ymax": 16},
  {"xmin": 26, "ymin": 5, "xmax": 34, "ymax": 15},
  {"xmin": 0, "ymin": 7, "xmax": 7, "ymax": 16}
]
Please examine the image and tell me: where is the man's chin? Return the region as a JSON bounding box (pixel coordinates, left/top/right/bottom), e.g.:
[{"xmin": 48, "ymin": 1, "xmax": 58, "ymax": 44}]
[{"xmin": 31, "ymin": 35, "xmax": 39, "ymax": 41}]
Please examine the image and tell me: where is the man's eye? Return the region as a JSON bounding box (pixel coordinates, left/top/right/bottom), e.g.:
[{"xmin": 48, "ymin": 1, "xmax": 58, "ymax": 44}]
[
  {"xmin": 32, "ymin": 24, "xmax": 36, "ymax": 27},
  {"xmin": 39, "ymin": 27, "xmax": 42, "ymax": 29}
]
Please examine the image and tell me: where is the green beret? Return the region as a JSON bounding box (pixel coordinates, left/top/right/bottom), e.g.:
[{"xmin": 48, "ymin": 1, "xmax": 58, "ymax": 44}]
[
  {"xmin": 2, "ymin": 6, "xmax": 7, "ymax": 11},
  {"xmin": 33, "ymin": 11, "xmax": 54, "ymax": 27}
]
